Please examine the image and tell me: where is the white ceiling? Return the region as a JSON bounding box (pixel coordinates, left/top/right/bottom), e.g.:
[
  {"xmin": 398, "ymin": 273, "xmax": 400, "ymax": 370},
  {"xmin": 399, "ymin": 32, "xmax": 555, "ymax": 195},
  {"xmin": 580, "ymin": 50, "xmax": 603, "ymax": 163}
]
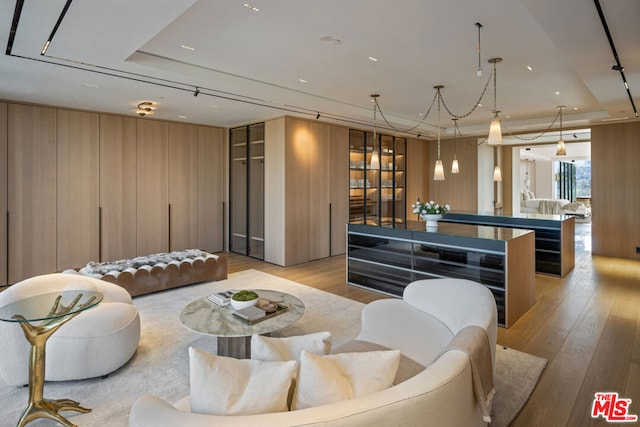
[{"xmin": 1, "ymin": 0, "xmax": 639, "ymax": 138}]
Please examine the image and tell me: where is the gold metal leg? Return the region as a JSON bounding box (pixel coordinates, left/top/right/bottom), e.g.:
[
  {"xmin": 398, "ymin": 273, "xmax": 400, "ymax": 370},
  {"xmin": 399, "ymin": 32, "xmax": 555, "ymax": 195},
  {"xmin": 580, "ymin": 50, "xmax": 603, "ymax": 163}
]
[{"xmin": 13, "ymin": 295, "xmax": 96, "ymax": 427}]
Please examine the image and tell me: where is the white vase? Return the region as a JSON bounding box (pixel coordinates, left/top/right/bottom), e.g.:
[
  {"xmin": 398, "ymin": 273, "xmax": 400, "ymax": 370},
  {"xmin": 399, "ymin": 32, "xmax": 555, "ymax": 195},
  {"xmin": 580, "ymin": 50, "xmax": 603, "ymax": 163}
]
[{"xmin": 421, "ymin": 214, "xmax": 443, "ymax": 230}]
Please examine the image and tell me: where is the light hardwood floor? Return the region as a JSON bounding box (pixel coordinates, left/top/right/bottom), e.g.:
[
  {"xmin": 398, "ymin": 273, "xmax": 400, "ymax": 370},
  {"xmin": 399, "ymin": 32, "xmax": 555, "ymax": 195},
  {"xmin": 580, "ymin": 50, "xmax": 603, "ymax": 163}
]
[{"xmin": 226, "ymin": 222, "xmax": 640, "ymax": 426}]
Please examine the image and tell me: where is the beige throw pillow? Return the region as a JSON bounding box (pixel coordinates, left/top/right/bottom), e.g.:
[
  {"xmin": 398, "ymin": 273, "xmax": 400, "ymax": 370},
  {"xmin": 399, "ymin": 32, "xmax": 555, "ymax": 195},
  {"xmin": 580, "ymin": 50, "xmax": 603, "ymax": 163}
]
[
  {"xmin": 251, "ymin": 332, "xmax": 332, "ymax": 361},
  {"xmin": 188, "ymin": 347, "xmax": 297, "ymax": 416},
  {"xmin": 291, "ymin": 349, "xmax": 401, "ymax": 410}
]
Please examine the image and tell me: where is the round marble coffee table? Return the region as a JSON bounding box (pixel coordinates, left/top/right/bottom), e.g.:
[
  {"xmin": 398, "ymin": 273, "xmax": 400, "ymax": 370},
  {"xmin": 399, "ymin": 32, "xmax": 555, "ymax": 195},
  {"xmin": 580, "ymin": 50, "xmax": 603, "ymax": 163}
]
[{"xmin": 180, "ymin": 289, "xmax": 305, "ymax": 358}]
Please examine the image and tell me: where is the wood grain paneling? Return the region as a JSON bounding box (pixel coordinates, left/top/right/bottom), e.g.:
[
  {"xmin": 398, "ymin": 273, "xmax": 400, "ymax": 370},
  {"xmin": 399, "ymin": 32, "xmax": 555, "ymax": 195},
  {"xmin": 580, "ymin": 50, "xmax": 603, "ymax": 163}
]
[
  {"xmin": 0, "ymin": 103, "xmax": 7, "ymax": 285},
  {"xmin": 429, "ymin": 136, "xmax": 479, "ymax": 212},
  {"xmin": 284, "ymin": 117, "xmax": 310, "ymax": 265},
  {"xmin": 406, "ymin": 137, "xmax": 429, "ymax": 217},
  {"xmin": 99, "ymin": 114, "xmax": 137, "ymax": 262},
  {"xmin": 329, "ymin": 126, "xmax": 349, "ymax": 255},
  {"xmin": 591, "ymin": 122, "xmax": 640, "ymax": 260},
  {"xmin": 169, "ymin": 123, "xmax": 198, "ymax": 251},
  {"xmin": 308, "ymin": 121, "xmax": 330, "ymax": 261},
  {"xmin": 57, "ymin": 109, "xmax": 99, "ymax": 270},
  {"xmin": 7, "ymin": 104, "xmax": 57, "ymax": 283},
  {"xmin": 136, "ymin": 119, "xmax": 169, "ymax": 255},
  {"xmin": 197, "ymin": 126, "xmax": 225, "ymax": 253}
]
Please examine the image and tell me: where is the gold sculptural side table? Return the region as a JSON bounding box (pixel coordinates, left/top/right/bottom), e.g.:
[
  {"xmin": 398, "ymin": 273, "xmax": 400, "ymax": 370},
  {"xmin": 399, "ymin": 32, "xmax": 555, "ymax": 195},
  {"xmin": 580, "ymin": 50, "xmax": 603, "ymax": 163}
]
[{"xmin": 0, "ymin": 291, "xmax": 103, "ymax": 427}]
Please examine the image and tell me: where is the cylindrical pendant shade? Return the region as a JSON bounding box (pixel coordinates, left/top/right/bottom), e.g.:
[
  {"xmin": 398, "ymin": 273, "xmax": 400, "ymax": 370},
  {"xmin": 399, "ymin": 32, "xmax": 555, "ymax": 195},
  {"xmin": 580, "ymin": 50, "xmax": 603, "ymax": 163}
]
[
  {"xmin": 493, "ymin": 165, "xmax": 502, "ymax": 182},
  {"xmin": 556, "ymin": 139, "xmax": 566, "ymax": 156},
  {"xmin": 451, "ymin": 158, "xmax": 459, "ymax": 174},
  {"xmin": 370, "ymin": 150, "xmax": 380, "ymax": 169},
  {"xmin": 434, "ymin": 160, "xmax": 445, "ymax": 181},
  {"xmin": 488, "ymin": 116, "xmax": 502, "ymax": 145}
]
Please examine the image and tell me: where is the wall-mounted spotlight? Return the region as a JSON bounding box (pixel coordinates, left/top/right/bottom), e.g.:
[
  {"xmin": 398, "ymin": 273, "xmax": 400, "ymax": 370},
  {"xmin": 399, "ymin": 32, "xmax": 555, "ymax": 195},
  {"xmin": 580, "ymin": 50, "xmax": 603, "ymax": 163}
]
[
  {"xmin": 136, "ymin": 101, "xmax": 155, "ymax": 117},
  {"xmin": 316, "ymin": 112, "xmax": 320, "ymax": 119},
  {"xmin": 417, "ymin": 133, "xmax": 421, "ymax": 138},
  {"xmin": 194, "ymin": 87, "xmax": 200, "ymax": 97}
]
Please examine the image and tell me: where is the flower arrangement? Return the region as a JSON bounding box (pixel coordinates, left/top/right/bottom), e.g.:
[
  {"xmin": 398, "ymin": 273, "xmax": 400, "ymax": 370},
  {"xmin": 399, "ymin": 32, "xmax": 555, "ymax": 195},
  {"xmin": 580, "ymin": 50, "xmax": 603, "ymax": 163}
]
[{"xmin": 412, "ymin": 199, "xmax": 450, "ymax": 216}]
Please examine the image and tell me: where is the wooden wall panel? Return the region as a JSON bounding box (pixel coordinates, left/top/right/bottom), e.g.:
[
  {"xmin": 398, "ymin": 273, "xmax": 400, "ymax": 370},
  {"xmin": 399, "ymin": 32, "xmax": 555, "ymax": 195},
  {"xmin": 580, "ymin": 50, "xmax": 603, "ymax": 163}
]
[
  {"xmin": 329, "ymin": 126, "xmax": 349, "ymax": 255},
  {"xmin": 264, "ymin": 118, "xmax": 286, "ymax": 265},
  {"xmin": 428, "ymin": 136, "xmax": 479, "ymax": 213},
  {"xmin": 591, "ymin": 122, "xmax": 640, "ymax": 260},
  {"xmin": 99, "ymin": 114, "xmax": 137, "ymax": 262},
  {"xmin": 284, "ymin": 118, "xmax": 310, "ymax": 265},
  {"xmin": 136, "ymin": 119, "xmax": 169, "ymax": 255},
  {"xmin": 169, "ymin": 123, "xmax": 198, "ymax": 251},
  {"xmin": 308, "ymin": 121, "xmax": 330, "ymax": 261},
  {"xmin": 501, "ymin": 145, "xmax": 513, "ymax": 215},
  {"xmin": 0, "ymin": 103, "xmax": 6, "ymax": 286},
  {"xmin": 197, "ymin": 126, "xmax": 225, "ymax": 253},
  {"xmin": 406, "ymin": 137, "xmax": 429, "ymax": 219},
  {"xmin": 57, "ymin": 110, "xmax": 99, "ymax": 270},
  {"xmin": 7, "ymin": 104, "xmax": 57, "ymax": 283}
]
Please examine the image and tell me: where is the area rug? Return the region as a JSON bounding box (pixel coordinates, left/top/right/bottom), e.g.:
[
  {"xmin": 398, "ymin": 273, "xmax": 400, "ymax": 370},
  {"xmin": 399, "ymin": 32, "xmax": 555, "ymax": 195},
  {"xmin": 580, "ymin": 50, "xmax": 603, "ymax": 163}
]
[
  {"xmin": 490, "ymin": 345, "xmax": 548, "ymax": 427},
  {"xmin": 0, "ymin": 269, "xmax": 546, "ymax": 426}
]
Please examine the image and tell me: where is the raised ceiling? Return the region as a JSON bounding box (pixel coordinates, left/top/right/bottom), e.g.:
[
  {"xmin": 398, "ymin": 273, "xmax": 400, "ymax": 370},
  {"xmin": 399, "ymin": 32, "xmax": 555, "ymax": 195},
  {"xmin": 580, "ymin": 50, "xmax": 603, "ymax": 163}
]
[{"xmin": 1, "ymin": 0, "xmax": 638, "ymax": 138}]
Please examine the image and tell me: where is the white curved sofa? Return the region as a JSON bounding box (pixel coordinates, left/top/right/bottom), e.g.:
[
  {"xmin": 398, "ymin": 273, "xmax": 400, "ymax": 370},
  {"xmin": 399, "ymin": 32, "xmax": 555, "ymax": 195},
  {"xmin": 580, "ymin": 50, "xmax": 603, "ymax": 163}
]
[
  {"xmin": 0, "ymin": 273, "xmax": 140, "ymax": 386},
  {"xmin": 129, "ymin": 278, "xmax": 497, "ymax": 427}
]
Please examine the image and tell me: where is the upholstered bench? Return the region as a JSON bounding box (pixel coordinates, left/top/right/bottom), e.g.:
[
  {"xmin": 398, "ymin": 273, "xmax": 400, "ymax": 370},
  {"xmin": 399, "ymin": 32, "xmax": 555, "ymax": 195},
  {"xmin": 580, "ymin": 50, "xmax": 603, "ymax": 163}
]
[
  {"xmin": 72, "ymin": 249, "xmax": 227, "ymax": 297},
  {"xmin": 0, "ymin": 273, "xmax": 140, "ymax": 386}
]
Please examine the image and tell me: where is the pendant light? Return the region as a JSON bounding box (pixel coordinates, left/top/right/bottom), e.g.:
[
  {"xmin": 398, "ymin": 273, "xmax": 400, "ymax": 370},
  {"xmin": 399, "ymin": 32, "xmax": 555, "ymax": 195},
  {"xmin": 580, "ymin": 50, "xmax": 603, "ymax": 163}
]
[
  {"xmin": 433, "ymin": 86, "xmax": 445, "ymax": 181},
  {"xmin": 556, "ymin": 105, "xmax": 567, "ymax": 156},
  {"xmin": 370, "ymin": 94, "xmax": 380, "ymax": 169},
  {"xmin": 493, "ymin": 165, "xmax": 502, "ymax": 182},
  {"xmin": 487, "ymin": 58, "xmax": 503, "ymax": 145},
  {"xmin": 451, "ymin": 118, "xmax": 460, "ymax": 174}
]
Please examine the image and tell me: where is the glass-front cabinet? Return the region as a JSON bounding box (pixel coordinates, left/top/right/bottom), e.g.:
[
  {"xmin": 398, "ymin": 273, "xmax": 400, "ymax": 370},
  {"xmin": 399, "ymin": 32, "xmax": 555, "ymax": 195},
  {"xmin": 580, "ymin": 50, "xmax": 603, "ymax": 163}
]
[
  {"xmin": 349, "ymin": 129, "xmax": 405, "ymax": 226},
  {"xmin": 230, "ymin": 123, "xmax": 264, "ymax": 259}
]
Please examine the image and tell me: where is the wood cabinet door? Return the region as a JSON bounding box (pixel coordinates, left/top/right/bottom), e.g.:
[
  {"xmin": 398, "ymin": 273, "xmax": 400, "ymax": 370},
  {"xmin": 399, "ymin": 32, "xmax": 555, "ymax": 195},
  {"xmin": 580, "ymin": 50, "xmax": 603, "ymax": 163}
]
[
  {"xmin": 0, "ymin": 103, "xmax": 6, "ymax": 285},
  {"xmin": 136, "ymin": 119, "xmax": 168, "ymax": 255},
  {"xmin": 99, "ymin": 114, "xmax": 137, "ymax": 262},
  {"xmin": 7, "ymin": 104, "xmax": 57, "ymax": 283},
  {"xmin": 308, "ymin": 121, "xmax": 330, "ymax": 261},
  {"xmin": 197, "ymin": 126, "xmax": 225, "ymax": 253},
  {"xmin": 169, "ymin": 123, "xmax": 198, "ymax": 251},
  {"xmin": 329, "ymin": 126, "xmax": 349, "ymax": 256},
  {"xmin": 57, "ymin": 110, "xmax": 99, "ymax": 270}
]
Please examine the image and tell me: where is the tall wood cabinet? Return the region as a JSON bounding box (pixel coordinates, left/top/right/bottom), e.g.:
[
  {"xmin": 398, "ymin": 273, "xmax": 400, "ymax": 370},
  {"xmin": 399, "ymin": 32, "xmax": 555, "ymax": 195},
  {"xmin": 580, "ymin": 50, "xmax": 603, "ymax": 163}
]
[
  {"xmin": 99, "ymin": 114, "xmax": 138, "ymax": 262},
  {"xmin": 7, "ymin": 105, "xmax": 57, "ymax": 284},
  {"xmin": 264, "ymin": 117, "xmax": 348, "ymax": 266},
  {"xmin": 57, "ymin": 110, "xmax": 100, "ymax": 271},
  {"xmin": 0, "ymin": 103, "xmax": 7, "ymax": 286},
  {"xmin": 1, "ymin": 101, "xmax": 225, "ymax": 285}
]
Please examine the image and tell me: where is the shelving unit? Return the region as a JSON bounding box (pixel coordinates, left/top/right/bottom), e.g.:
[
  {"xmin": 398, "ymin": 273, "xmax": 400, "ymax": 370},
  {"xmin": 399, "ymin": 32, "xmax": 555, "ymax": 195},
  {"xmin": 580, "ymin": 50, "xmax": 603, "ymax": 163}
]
[
  {"xmin": 230, "ymin": 123, "xmax": 265, "ymax": 259},
  {"xmin": 349, "ymin": 130, "xmax": 405, "ymax": 227},
  {"xmin": 347, "ymin": 221, "xmax": 536, "ymax": 327}
]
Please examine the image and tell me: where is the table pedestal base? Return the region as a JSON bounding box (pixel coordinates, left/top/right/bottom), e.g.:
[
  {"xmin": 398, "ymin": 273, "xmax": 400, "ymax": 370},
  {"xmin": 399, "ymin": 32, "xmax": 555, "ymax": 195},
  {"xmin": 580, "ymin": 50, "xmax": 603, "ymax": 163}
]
[
  {"xmin": 217, "ymin": 333, "xmax": 271, "ymax": 359},
  {"xmin": 18, "ymin": 398, "xmax": 90, "ymax": 427}
]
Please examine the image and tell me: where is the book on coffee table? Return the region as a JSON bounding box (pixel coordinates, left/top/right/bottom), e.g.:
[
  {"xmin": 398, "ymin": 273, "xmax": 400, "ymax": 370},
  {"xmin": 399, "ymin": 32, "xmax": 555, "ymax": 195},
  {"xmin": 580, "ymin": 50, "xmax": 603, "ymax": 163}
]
[
  {"xmin": 232, "ymin": 304, "xmax": 289, "ymax": 324},
  {"xmin": 207, "ymin": 289, "xmax": 238, "ymax": 307}
]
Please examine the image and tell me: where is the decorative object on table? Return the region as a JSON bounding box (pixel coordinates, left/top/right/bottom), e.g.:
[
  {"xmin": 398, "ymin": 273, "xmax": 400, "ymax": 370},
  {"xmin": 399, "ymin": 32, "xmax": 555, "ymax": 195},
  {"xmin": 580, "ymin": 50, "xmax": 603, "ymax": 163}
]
[
  {"xmin": 412, "ymin": 199, "xmax": 450, "ymax": 230},
  {"xmin": 207, "ymin": 290, "xmax": 238, "ymax": 307},
  {"xmin": 230, "ymin": 290, "xmax": 260, "ymax": 310}
]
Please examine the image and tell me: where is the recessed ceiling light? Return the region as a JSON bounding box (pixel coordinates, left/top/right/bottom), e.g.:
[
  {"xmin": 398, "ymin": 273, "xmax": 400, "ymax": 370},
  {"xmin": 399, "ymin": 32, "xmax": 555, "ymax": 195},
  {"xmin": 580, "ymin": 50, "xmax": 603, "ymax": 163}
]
[
  {"xmin": 320, "ymin": 35, "xmax": 341, "ymax": 44},
  {"xmin": 298, "ymin": 78, "xmax": 308, "ymax": 83},
  {"xmin": 418, "ymin": 113, "xmax": 424, "ymax": 116},
  {"xmin": 209, "ymin": 105, "xmax": 219, "ymax": 109},
  {"xmin": 573, "ymin": 107, "xmax": 578, "ymax": 110},
  {"xmin": 555, "ymin": 91, "xmax": 560, "ymax": 95},
  {"xmin": 526, "ymin": 65, "xmax": 533, "ymax": 71},
  {"xmin": 477, "ymin": 103, "xmax": 483, "ymax": 107},
  {"xmin": 178, "ymin": 115, "xmax": 187, "ymax": 119},
  {"xmin": 83, "ymin": 83, "xmax": 99, "ymax": 88},
  {"xmin": 243, "ymin": 3, "xmax": 259, "ymax": 12},
  {"xmin": 180, "ymin": 45, "xmax": 195, "ymax": 51},
  {"xmin": 368, "ymin": 56, "xmax": 378, "ymax": 62}
]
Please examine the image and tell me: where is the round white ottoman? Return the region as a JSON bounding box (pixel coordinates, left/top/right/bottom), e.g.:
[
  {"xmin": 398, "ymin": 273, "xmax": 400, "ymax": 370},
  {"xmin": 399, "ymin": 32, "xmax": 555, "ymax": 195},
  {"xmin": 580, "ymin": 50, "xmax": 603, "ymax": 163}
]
[{"xmin": 0, "ymin": 273, "xmax": 141, "ymax": 386}]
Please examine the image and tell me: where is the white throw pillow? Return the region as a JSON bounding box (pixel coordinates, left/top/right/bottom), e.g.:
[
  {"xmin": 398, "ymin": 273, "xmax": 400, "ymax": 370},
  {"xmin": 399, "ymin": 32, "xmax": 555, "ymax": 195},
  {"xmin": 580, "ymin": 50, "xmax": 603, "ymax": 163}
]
[
  {"xmin": 188, "ymin": 347, "xmax": 298, "ymax": 416},
  {"xmin": 251, "ymin": 332, "xmax": 332, "ymax": 361},
  {"xmin": 291, "ymin": 349, "xmax": 401, "ymax": 410}
]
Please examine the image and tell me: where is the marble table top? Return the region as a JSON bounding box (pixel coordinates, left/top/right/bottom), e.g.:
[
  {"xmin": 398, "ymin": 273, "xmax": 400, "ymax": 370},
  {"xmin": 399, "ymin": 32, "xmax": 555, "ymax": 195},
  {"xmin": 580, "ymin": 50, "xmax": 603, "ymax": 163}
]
[{"xmin": 179, "ymin": 289, "xmax": 305, "ymax": 338}]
